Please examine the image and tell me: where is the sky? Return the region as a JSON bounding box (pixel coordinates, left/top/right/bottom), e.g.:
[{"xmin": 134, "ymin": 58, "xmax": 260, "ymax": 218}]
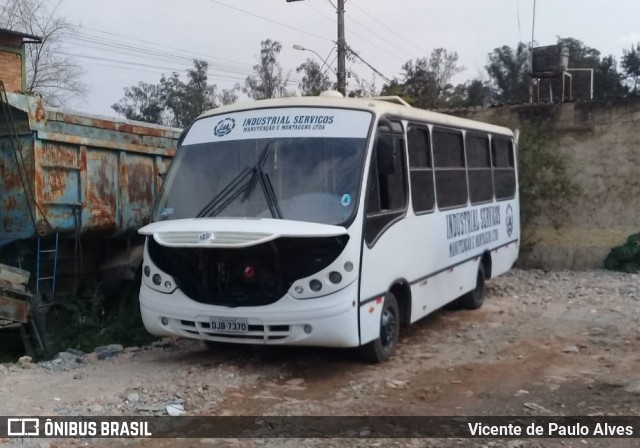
[{"xmin": 52, "ymin": 0, "xmax": 640, "ymax": 118}]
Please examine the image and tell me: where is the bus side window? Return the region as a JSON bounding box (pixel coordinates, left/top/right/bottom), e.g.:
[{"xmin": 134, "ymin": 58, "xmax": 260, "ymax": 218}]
[
  {"xmin": 433, "ymin": 128, "xmax": 467, "ymax": 209},
  {"xmin": 365, "ymin": 123, "xmax": 408, "ymax": 245},
  {"xmin": 492, "ymin": 138, "xmax": 516, "ymax": 200},
  {"xmin": 466, "ymin": 134, "xmax": 493, "ymax": 204},
  {"xmin": 407, "ymin": 125, "xmax": 435, "ymax": 213}
]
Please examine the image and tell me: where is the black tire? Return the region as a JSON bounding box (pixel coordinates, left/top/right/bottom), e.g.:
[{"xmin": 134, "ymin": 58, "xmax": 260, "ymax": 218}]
[
  {"xmin": 458, "ymin": 265, "xmax": 486, "ymax": 310},
  {"xmin": 360, "ymin": 292, "xmax": 400, "ymax": 363}
]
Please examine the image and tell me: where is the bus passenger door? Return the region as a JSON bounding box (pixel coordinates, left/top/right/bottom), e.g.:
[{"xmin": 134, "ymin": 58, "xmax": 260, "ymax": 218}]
[{"xmin": 359, "ymin": 119, "xmax": 409, "ymax": 345}]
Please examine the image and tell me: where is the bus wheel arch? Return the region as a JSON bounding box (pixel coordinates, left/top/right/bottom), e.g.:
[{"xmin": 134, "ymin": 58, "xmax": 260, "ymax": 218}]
[
  {"xmin": 481, "ymin": 251, "xmax": 492, "ymax": 280},
  {"xmin": 390, "ymin": 280, "xmax": 412, "ymax": 326},
  {"xmin": 459, "ymin": 263, "xmax": 486, "ymax": 310},
  {"xmin": 360, "ymin": 291, "xmax": 400, "ymax": 363}
]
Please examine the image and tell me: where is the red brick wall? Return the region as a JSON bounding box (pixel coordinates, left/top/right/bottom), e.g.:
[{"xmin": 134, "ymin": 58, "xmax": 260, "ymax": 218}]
[{"xmin": 0, "ymin": 50, "xmax": 23, "ymax": 92}]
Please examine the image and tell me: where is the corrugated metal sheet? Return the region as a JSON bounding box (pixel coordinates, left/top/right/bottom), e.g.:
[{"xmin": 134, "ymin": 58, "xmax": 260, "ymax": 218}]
[{"xmin": 0, "ymin": 93, "xmax": 181, "ymax": 245}]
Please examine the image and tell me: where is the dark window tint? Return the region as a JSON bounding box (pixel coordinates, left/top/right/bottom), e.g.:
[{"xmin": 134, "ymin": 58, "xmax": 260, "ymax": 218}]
[
  {"xmin": 408, "ymin": 126, "xmax": 431, "ymax": 168},
  {"xmin": 365, "ymin": 122, "xmax": 408, "ymax": 245},
  {"xmin": 492, "ymin": 139, "xmax": 514, "ymax": 168},
  {"xmin": 466, "ymin": 135, "xmax": 491, "ymax": 168},
  {"xmin": 433, "ymin": 130, "xmax": 465, "ymax": 167},
  {"xmin": 492, "ymin": 138, "xmax": 516, "ymax": 200},
  {"xmin": 466, "ymin": 134, "xmax": 493, "ymax": 204},
  {"xmin": 433, "ymin": 128, "xmax": 467, "ymax": 208},
  {"xmin": 407, "ymin": 126, "xmax": 435, "ymax": 213}
]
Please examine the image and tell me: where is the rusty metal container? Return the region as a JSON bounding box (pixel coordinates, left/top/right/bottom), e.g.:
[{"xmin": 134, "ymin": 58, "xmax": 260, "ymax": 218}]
[{"xmin": 0, "ymin": 93, "xmax": 180, "ymax": 246}]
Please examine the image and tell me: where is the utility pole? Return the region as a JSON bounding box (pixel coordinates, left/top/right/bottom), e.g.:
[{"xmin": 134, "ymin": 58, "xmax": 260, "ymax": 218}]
[
  {"xmin": 287, "ymin": 0, "xmax": 347, "ymax": 95},
  {"xmin": 336, "ymin": 0, "xmax": 347, "ymax": 96}
]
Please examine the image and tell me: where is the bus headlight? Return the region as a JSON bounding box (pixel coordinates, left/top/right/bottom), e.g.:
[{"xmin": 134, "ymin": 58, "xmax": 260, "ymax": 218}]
[{"xmin": 309, "ymin": 279, "xmax": 323, "ymax": 292}]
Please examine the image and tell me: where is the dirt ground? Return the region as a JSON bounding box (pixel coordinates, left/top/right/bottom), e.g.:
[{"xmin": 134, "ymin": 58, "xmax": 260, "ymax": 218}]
[{"xmin": 1, "ymin": 269, "xmax": 639, "ymax": 447}]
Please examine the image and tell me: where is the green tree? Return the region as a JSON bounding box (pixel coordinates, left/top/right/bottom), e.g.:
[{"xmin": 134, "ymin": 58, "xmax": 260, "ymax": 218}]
[
  {"xmin": 440, "ymin": 79, "xmax": 491, "ymax": 108},
  {"xmin": 112, "ymin": 59, "xmax": 238, "ymax": 126},
  {"xmin": 485, "ymin": 42, "xmax": 530, "ymax": 103},
  {"xmin": 296, "ymin": 58, "xmax": 332, "ymax": 96},
  {"xmin": 111, "ymin": 82, "xmax": 166, "ymax": 124},
  {"xmin": 244, "ymin": 39, "xmax": 293, "ymax": 99},
  {"xmin": 555, "ymin": 37, "xmax": 626, "ymax": 100},
  {"xmin": 381, "ymin": 48, "xmax": 465, "ymax": 109},
  {"xmin": 621, "ymin": 43, "xmax": 640, "ymax": 94},
  {"xmin": 348, "ymin": 72, "xmax": 379, "ymax": 98},
  {"xmin": 162, "ymin": 60, "xmax": 218, "ymax": 127}
]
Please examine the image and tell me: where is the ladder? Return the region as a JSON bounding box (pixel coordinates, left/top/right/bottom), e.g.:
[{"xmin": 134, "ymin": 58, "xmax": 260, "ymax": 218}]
[{"xmin": 36, "ymin": 233, "xmax": 59, "ymax": 301}]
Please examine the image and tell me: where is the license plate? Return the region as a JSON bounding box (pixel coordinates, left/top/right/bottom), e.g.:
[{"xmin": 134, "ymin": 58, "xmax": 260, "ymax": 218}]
[{"xmin": 209, "ymin": 317, "xmax": 249, "ymax": 333}]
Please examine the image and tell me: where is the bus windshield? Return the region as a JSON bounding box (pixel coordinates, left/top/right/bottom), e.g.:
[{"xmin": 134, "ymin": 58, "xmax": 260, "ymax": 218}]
[{"xmin": 154, "ymin": 136, "xmax": 367, "ymax": 225}]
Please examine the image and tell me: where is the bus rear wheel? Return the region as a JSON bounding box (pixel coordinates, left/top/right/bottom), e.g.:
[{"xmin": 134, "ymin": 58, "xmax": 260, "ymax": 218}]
[
  {"xmin": 459, "ymin": 265, "xmax": 486, "ymax": 310},
  {"xmin": 360, "ymin": 292, "xmax": 400, "ymax": 363}
]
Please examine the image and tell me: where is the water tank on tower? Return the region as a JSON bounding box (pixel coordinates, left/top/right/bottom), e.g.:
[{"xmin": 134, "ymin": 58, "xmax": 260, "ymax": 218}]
[{"xmin": 531, "ymin": 45, "xmax": 570, "ymax": 77}]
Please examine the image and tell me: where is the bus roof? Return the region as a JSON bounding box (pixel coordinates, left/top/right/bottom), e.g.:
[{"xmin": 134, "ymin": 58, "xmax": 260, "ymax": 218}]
[{"xmin": 199, "ymin": 93, "xmax": 513, "ymax": 137}]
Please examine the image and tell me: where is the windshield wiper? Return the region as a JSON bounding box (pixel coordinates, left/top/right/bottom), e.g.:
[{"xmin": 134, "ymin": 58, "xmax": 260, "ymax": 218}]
[
  {"xmin": 196, "ymin": 143, "xmax": 282, "ymax": 219},
  {"xmin": 196, "ymin": 167, "xmax": 252, "ymax": 218},
  {"xmin": 259, "ymin": 170, "xmax": 283, "ymax": 219}
]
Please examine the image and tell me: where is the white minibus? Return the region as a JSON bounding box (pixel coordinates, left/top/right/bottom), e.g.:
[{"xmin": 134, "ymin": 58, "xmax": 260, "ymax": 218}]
[{"xmin": 139, "ymin": 92, "xmax": 519, "ymax": 362}]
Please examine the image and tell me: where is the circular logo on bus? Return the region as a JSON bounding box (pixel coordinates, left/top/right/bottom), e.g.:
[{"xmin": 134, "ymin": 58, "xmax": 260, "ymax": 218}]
[
  {"xmin": 214, "ymin": 118, "xmax": 235, "ymax": 137},
  {"xmin": 198, "ymin": 232, "xmax": 215, "ymax": 242},
  {"xmin": 506, "ymin": 205, "xmax": 514, "ymax": 237}
]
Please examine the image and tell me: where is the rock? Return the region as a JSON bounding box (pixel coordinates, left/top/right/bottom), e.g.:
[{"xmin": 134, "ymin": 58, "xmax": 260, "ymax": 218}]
[
  {"xmin": 127, "ymin": 393, "xmax": 140, "ymax": 404},
  {"xmin": 73, "ymin": 373, "xmax": 83, "ymax": 380},
  {"xmin": 0, "ymin": 365, "xmax": 8, "ymax": 374},
  {"xmin": 89, "ymin": 405, "xmax": 104, "ymax": 414},
  {"xmin": 524, "ymin": 402, "xmax": 553, "ymax": 414},
  {"xmin": 166, "ymin": 404, "xmax": 186, "ymax": 416},
  {"xmin": 124, "ymin": 346, "xmax": 141, "ymax": 353},
  {"xmin": 95, "ymin": 344, "xmax": 124, "ymax": 360},
  {"xmin": 624, "ymin": 381, "xmax": 640, "ymax": 394},
  {"xmin": 136, "ymin": 405, "xmax": 165, "ymax": 413},
  {"xmin": 65, "ymin": 348, "xmax": 85, "ymax": 357},
  {"xmin": 562, "ymin": 345, "xmax": 579, "ymax": 354},
  {"xmin": 21, "ymin": 362, "xmax": 36, "ymax": 370},
  {"xmin": 18, "ymin": 355, "xmax": 32, "ymax": 366},
  {"xmin": 284, "ymin": 378, "xmax": 305, "ymax": 386},
  {"xmin": 515, "ymin": 389, "xmax": 530, "ymax": 396},
  {"xmin": 106, "ymin": 344, "xmax": 124, "ymax": 354},
  {"xmin": 55, "ymin": 406, "xmax": 70, "ymax": 415}
]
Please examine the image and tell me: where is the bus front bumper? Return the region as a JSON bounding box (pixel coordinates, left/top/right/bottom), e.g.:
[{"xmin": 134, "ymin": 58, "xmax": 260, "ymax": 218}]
[{"xmin": 139, "ymin": 281, "xmax": 360, "ymax": 347}]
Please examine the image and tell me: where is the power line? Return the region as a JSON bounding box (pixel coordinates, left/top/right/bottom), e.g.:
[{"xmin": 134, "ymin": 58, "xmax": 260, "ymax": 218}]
[
  {"xmin": 60, "ymin": 32, "xmax": 260, "ymax": 79},
  {"xmin": 349, "ymin": 0, "xmax": 429, "ymax": 56},
  {"xmin": 346, "ymin": 46, "xmax": 392, "ymax": 83},
  {"xmin": 309, "ymin": 0, "xmax": 408, "ymax": 62},
  {"xmin": 55, "ymin": 51, "xmax": 302, "ymax": 84},
  {"xmin": 78, "ymin": 25, "xmax": 254, "ymax": 69},
  {"xmin": 63, "ymin": 32, "xmax": 254, "ymax": 75},
  {"xmin": 208, "ymin": 0, "xmax": 332, "ymax": 43}
]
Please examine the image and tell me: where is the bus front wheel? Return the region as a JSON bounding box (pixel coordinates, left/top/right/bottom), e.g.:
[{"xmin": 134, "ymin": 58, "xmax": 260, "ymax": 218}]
[{"xmin": 360, "ymin": 292, "xmax": 400, "ymax": 363}]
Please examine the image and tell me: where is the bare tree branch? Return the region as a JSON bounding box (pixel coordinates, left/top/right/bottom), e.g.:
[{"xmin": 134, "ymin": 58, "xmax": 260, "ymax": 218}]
[{"xmin": 0, "ymin": 0, "xmax": 87, "ymax": 106}]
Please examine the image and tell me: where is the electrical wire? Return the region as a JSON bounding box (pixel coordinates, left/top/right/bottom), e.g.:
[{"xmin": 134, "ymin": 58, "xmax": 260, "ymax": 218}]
[
  {"xmin": 79, "ymin": 25, "xmax": 253, "ymax": 69},
  {"xmin": 208, "ymin": 0, "xmax": 333, "ymax": 43},
  {"xmin": 349, "ymin": 0, "xmax": 429, "ymax": 56},
  {"xmin": 309, "ymin": 0, "xmax": 409, "ymax": 62}
]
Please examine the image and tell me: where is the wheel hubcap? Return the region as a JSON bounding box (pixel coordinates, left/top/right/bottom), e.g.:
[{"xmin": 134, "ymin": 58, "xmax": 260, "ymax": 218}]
[{"xmin": 380, "ymin": 308, "xmax": 397, "ymax": 349}]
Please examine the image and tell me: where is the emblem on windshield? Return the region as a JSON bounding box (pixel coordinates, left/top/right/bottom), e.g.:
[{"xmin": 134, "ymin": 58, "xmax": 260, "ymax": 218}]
[
  {"xmin": 214, "ymin": 118, "xmax": 235, "ymax": 137},
  {"xmin": 198, "ymin": 232, "xmax": 215, "ymax": 242},
  {"xmin": 341, "ymin": 194, "xmax": 352, "ymax": 207}
]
